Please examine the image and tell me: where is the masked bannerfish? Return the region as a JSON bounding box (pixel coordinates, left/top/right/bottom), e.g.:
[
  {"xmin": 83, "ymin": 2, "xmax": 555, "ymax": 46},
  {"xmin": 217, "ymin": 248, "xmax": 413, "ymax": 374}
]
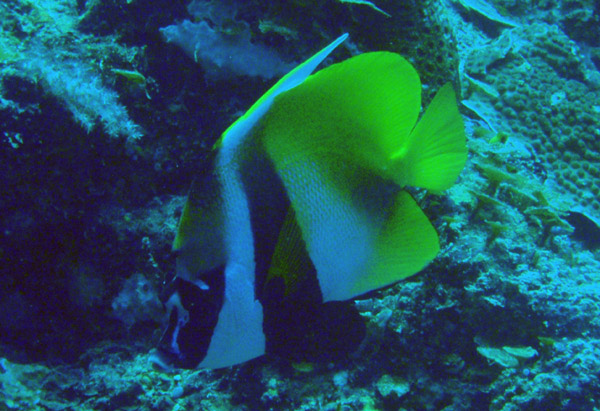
[{"xmin": 153, "ymin": 33, "xmax": 467, "ymax": 369}]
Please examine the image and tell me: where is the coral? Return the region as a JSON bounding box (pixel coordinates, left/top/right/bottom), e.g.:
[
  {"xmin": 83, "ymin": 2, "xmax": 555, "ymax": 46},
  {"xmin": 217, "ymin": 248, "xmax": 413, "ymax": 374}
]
[
  {"xmin": 487, "ymin": 338, "xmax": 600, "ymax": 410},
  {"xmin": 0, "ymin": 0, "xmax": 144, "ymax": 140},
  {"xmin": 524, "ymin": 206, "xmax": 573, "ymax": 245},
  {"xmin": 333, "ymin": 1, "xmax": 462, "ymax": 104},
  {"xmin": 160, "ymin": 0, "xmax": 293, "ymax": 79},
  {"xmin": 502, "ymin": 346, "xmax": 538, "ymax": 359},
  {"xmin": 560, "ymin": 0, "xmax": 600, "ymax": 45},
  {"xmin": 375, "ymin": 374, "xmax": 410, "ymax": 398},
  {"xmin": 457, "ymin": 0, "xmax": 521, "ymax": 27},
  {"xmin": 258, "ymin": 19, "xmax": 298, "ymax": 40},
  {"xmin": 462, "ymin": 22, "xmax": 600, "ymax": 215},
  {"xmin": 0, "ymin": 358, "xmax": 53, "ymax": 409},
  {"xmin": 477, "ymin": 345, "xmax": 538, "ymax": 368},
  {"xmin": 111, "ymin": 273, "xmax": 164, "ymax": 329},
  {"xmin": 477, "ymin": 346, "xmax": 520, "ymax": 367},
  {"xmin": 19, "ymin": 53, "xmax": 143, "ymax": 139}
]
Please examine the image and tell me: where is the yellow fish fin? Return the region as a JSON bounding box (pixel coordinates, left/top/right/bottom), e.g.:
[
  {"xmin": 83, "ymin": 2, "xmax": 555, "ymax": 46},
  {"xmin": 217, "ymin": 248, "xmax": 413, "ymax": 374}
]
[
  {"xmin": 390, "ymin": 83, "xmax": 467, "ymax": 192},
  {"xmin": 352, "ymin": 191, "xmax": 440, "ymax": 296},
  {"xmin": 266, "ymin": 207, "xmax": 313, "ymax": 296}
]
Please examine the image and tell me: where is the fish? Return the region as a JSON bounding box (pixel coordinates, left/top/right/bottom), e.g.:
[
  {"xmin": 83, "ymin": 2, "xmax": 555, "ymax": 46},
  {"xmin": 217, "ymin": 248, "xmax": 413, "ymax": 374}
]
[{"xmin": 153, "ymin": 33, "xmax": 467, "ymax": 369}]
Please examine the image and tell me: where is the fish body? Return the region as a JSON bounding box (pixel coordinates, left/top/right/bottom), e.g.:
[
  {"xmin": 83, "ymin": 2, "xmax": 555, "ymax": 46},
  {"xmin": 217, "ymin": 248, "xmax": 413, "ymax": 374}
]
[{"xmin": 155, "ymin": 34, "xmax": 467, "ymax": 369}]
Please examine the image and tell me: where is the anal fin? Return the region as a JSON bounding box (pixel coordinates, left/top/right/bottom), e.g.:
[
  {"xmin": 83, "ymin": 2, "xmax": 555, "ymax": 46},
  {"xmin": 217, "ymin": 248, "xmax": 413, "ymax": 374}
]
[{"xmin": 352, "ymin": 191, "xmax": 440, "ymax": 297}]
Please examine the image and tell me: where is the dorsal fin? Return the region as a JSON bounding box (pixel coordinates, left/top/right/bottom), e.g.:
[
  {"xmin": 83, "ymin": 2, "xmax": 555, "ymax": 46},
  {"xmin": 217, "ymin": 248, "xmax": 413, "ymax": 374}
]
[{"xmin": 216, "ymin": 33, "xmax": 349, "ymax": 151}]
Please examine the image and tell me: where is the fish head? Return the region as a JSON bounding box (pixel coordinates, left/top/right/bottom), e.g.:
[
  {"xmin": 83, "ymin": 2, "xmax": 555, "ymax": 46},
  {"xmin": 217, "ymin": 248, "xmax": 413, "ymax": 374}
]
[{"xmin": 153, "ymin": 266, "xmax": 225, "ymax": 369}]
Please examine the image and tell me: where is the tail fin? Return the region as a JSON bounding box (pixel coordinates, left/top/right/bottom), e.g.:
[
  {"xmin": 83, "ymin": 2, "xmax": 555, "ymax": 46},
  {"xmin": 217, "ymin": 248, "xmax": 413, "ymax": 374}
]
[{"xmin": 391, "ymin": 83, "xmax": 467, "ymax": 192}]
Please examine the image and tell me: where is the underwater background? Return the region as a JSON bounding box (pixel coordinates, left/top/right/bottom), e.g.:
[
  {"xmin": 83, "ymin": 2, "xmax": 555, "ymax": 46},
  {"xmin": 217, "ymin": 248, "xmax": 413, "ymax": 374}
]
[{"xmin": 1, "ymin": 0, "xmax": 600, "ymax": 409}]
